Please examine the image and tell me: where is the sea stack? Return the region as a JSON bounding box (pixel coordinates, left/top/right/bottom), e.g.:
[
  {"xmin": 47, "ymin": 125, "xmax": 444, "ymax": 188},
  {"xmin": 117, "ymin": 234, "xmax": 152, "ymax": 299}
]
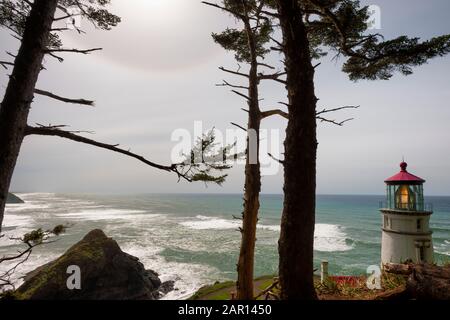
[{"xmin": 380, "ymin": 162, "xmax": 434, "ymax": 266}]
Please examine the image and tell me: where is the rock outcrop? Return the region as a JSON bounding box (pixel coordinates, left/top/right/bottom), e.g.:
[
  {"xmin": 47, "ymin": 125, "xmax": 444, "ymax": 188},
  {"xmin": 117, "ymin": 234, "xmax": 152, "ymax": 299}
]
[
  {"xmin": 6, "ymin": 192, "xmax": 24, "ymax": 204},
  {"xmin": 15, "ymin": 229, "xmax": 173, "ymax": 300}
]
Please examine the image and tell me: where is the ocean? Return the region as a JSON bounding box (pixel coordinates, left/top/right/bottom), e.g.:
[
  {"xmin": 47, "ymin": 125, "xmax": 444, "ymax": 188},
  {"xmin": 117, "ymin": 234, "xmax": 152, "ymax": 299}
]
[{"xmin": 1, "ymin": 193, "xmax": 449, "ymax": 299}]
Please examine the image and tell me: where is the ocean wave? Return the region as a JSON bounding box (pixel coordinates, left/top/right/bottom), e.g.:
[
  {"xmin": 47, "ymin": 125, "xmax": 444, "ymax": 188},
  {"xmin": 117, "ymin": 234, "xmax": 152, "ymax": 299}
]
[
  {"xmin": 179, "ymin": 216, "xmax": 353, "ymax": 252},
  {"xmin": 180, "ymin": 215, "xmax": 281, "ymax": 231},
  {"xmin": 258, "ymin": 225, "xmax": 281, "ymax": 232},
  {"xmin": 119, "ymin": 242, "xmax": 219, "ymax": 300},
  {"xmin": 5, "ymin": 202, "xmax": 50, "ymax": 212},
  {"xmin": 434, "ymin": 241, "xmax": 450, "ymax": 256},
  {"xmin": 179, "ymin": 215, "xmax": 240, "ymax": 230},
  {"xmin": 54, "ymin": 209, "xmax": 151, "ymax": 221},
  {"xmin": 0, "ymin": 213, "xmax": 36, "ymax": 248},
  {"xmin": 314, "ymin": 224, "xmax": 354, "ymax": 252},
  {"xmin": 2, "ymin": 213, "xmax": 34, "ymax": 228}
]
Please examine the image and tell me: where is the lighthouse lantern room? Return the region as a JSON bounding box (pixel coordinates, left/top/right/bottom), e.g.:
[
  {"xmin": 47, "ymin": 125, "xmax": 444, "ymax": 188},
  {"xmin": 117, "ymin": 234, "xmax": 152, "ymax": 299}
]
[{"xmin": 380, "ymin": 162, "xmax": 434, "ymax": 266}]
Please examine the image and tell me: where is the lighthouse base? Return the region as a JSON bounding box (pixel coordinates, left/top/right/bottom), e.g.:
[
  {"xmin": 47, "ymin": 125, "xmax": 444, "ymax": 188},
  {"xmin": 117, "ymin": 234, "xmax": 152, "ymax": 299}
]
[{"xmin": 381, "ymin": 229, "xmax": 433, "ymax": 265}]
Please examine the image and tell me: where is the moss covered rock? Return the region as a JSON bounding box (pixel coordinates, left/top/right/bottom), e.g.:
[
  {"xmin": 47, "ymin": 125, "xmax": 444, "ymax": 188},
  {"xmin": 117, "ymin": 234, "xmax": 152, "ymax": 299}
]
[{"xmin": 15, "ymin": 229, "xmax": 169, "ymax": 300}]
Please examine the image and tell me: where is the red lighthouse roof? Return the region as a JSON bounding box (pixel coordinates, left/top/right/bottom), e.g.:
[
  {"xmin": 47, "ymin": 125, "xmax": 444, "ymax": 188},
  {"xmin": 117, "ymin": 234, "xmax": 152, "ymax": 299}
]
[{"xmin": 385, "ymin": 162, "xmax": 425, "ymax": 184}]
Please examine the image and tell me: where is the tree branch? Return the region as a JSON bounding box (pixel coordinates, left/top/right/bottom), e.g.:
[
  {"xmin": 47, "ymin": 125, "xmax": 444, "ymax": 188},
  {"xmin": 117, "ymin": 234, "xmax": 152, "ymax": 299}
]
[
  {"xmin": 47, "ymin": 52, "xmax": 65, "ymax": 62},
  {"xmin": 260, "ymin": 109, "xmax": 289, "ymax": 119},
  {"xmin": 258, "ymin": 71, "xmax": 287, "ymax": 84},
  {"xmin": 219, "ymin": 66, "xmax": 250, "ymax": 78},
  {"xmin": 316, "ymin": 105, "xmax": 360, "ymax": 115},
  {"xmin": 24, "ymin": 125, "xmax": 177, "ymax": 173},
  {"xmin": 231, "ymin": 122, "xmax": 247, "ymax": 132},
  {"xmin": 316, "ymin": 116, "xmax": 354, "ymax": 126},
  {"xmin": 231, "ymin": 89, "xmax": 251, "ymax": 101},
  {"xmin": 45, "ymin": 48, "xmax": 102, "ymax": 55},
  {"xmin": 216, "ymin": 80, "xmax": 249, "ymax": 90},
  {"xmin": 0, "ymin": 61, "xmax": 14, "ymax": 69},
  {"xmin": 34, "ymin": 89, "xmax": 94, "ymax": 106},
  {"xmin": 268, "ymin": 153, "xmax": 284, "ymax": 164},
  {"xmin": 202, "ymin": 1, "xmax": 246, "ymax": 20}
]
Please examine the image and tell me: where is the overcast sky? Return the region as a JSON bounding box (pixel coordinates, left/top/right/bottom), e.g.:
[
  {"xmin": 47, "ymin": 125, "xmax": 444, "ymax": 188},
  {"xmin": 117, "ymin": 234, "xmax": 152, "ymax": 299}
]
[{"xmin": 1, "ymin": 0, "xmax": 450, "ymax": 195}]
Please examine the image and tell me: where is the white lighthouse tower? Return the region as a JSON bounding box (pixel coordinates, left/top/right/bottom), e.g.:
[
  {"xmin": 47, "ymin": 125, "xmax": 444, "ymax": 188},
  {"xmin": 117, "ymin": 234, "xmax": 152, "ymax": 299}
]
[{"xmin": 380, "ymin": 162, "xmax": 434, "ymax": 266}]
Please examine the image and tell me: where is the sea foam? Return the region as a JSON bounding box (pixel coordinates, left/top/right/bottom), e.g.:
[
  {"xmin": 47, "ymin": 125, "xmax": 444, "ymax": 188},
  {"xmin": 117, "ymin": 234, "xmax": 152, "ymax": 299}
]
[
  {"xmin": 179, "ymin": 216, "xmax": 354, "ymax": 252},
  {"xmin": 54, "ymin": 209, "xmax": 150, "ymax": 221}
]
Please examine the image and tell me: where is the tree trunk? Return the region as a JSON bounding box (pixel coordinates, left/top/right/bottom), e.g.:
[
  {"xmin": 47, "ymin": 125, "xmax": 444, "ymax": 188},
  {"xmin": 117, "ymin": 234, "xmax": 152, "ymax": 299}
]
[
  {"xmin": 0, "ymin": 0, "xmax": 58, "ymax": 232},
  {"xmin": 384, "ymin": 263, "xmax": 450, "ymax": 300},
  {"xmin": 236, "ymin": 17, "xmax": 261, "ymax": 300},
  {"xmin": 276, "ymin": 0, "xmax": 318, "ymax": 300},
  {"xmin": 406, "ymin": 264, "xmax": 450, "ymax": 300}
]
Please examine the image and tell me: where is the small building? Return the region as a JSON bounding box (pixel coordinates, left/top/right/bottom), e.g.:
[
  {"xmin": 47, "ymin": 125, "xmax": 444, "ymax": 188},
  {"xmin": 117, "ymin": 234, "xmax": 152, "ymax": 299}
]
[{"xmin": 380, "ymin": 162, "xmax": 434, "ymax": 266}]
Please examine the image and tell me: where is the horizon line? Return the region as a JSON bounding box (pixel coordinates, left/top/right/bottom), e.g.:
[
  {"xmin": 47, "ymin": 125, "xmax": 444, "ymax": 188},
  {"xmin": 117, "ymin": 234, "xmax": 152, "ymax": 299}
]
[{"xmin": 9, "ymin": 191, "xmax": 450, "ymax": 197}]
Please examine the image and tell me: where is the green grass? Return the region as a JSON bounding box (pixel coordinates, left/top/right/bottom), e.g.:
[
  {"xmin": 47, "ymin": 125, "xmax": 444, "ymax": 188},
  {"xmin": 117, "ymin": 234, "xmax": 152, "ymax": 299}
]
[
  {"xmin": 188, "ymin": 281, "xmax": 235, "ymax": 300},
  {"xmin": 188, "ymin": 275, "xmax": 276, "ymax": 300}
]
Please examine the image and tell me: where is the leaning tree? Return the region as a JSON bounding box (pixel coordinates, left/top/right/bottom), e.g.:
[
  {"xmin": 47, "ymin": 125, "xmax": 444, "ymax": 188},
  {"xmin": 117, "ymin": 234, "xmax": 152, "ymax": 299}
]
[
  {"xmin": 271, "ymin": 0, "xmax": 450, "ymax": 299},
  {"xmin": 0, "ymin": 0, "xmax": 230, "ymax": 232}
]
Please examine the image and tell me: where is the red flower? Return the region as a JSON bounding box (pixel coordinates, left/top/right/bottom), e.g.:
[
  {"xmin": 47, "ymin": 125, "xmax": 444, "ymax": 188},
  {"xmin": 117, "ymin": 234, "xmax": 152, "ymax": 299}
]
[{"xmin": 329, "ymin": 276, "xmax": 362, "ymax": 287}]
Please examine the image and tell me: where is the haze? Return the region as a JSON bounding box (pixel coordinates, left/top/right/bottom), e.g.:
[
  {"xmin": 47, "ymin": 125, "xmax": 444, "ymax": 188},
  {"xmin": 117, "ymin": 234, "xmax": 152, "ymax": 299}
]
[{"xmin": 1, "ymin": 0, "xmax": 449, "ymax": 195}]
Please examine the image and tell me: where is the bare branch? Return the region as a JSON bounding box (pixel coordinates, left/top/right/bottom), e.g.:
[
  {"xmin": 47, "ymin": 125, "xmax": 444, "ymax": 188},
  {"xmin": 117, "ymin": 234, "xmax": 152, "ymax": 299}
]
[
  {"xmin": 257, "ymin": 62, "xmax": 275, "ymax": 70},
  {"xmin": 231, "ymin": 90, "xmax": 251, "ymax": 101},
  {"xmin": 47, "ymin": 52, "xmax": 64, "ymax": 62},
  {"xmin": 260, "ymin": 109, "xmax": 289, "ymax": 120},
  {"xmin": 316, "ymin": 105, "xmax": 360, "ymax": 115},
  {"xmin": 202, "ymin": 1, "xmax": 246, "ymax": 20},
  {"xmin": 34, "ymin": 123, "xmax": 94, "ymax": 135},
  {"xmin": 278, "ymin": 101, "xmax": 290, "ymax": 108},
  {"xmin": 219, "ymin": 66, "xmax": 250, "ymax": 78},
  {"xmin": 258, "ymin": 71, "xmax": 287, "ymax": 84},
  {"xmin": 53, "ymin": 14, "xmax": 73, "ymax": 22},
  {"xmin": 231, "ymin": 122, "xmax": 247, "ymax": 132},
  {"xmin": 270, "ymin": 36, "xmax": 283, "ymax": 48},
  {"xmin": 216, "ymin": 80, "xmax": 249, "ymax": 90},
  {"xmin": 316, "ymin": 116, "xmax": 354, "ymax": 126},
  {"xmin": 34, "ymin": 89, "xmax": 95, "ymax": 106},
  {"xmin": 45, "ymin": 48, "xmax": 102, "ymax": 55},
  {"xmin": 24, "ymin": 125, "xmax": 176, "ymax": 172},
  {"xmin": 268, "ymin": 153, "xmax": 284, "ymax": 164},
  {"xmin": 0, "ymin": 61, "xmax": 14, "ymax": 69}
]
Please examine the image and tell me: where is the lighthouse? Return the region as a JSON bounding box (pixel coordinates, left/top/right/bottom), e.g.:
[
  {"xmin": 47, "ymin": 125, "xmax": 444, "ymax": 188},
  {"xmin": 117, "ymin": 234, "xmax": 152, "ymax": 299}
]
[{"xmin": 380, "ymin": 162, "xmax": 434, "ymax": 266}]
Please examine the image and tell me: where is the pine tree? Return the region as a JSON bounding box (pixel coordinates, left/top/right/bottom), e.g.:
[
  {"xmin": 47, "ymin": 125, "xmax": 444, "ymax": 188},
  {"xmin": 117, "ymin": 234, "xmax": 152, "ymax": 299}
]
[
  {"xmin": 272, "ymin": 0, "xmax": 450, "ymax": 300},
  {"xmin": 204, "ymin": 0, "xmax": 287, "ymax": 299}
]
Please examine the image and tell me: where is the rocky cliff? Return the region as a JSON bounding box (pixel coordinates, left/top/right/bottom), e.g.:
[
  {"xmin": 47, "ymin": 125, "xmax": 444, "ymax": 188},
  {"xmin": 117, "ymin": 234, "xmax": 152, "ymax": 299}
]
[{"xmin": 14, "ymin": 229, "xmax": 174, "ymax": 300}]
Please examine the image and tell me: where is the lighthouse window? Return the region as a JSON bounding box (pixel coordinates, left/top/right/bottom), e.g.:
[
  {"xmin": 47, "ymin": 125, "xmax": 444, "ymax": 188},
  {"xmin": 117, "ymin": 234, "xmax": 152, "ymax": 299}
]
[
  {"xmin": 384, "ymin": 216, "xmax": 389, "ymax": 228},
  {"xmin": 417, "ymin": 219, "xmax": 422, "ymax": 230},
  {"xmin": 395, "ymin": 185, "xmax": 416, "ymax": 210},
  {"xmin": 396, "ymin": 185, "xmax": 409, "ymax": 209}
]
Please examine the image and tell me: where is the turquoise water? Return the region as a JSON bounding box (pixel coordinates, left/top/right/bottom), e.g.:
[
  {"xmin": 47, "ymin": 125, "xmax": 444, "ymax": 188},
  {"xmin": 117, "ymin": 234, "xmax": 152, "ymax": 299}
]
[{"xmin": 1, "ymin": 193, "xmax": 449, "ymax": 299}]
